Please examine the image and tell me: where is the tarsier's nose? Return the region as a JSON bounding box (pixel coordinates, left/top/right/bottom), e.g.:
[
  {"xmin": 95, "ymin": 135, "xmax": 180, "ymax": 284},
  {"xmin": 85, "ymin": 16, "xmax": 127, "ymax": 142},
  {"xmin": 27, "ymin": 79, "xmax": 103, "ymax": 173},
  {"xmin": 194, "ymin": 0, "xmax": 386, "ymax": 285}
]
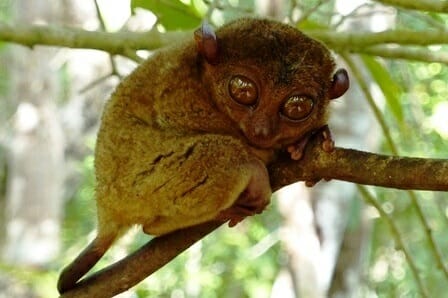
[
  {"xmin": 252, "ymin": 116, "xmax": 277, "ymax": 138},
  {"xmin": 254, "ymin": 125, "xmax": 271, "ymax": 137}
]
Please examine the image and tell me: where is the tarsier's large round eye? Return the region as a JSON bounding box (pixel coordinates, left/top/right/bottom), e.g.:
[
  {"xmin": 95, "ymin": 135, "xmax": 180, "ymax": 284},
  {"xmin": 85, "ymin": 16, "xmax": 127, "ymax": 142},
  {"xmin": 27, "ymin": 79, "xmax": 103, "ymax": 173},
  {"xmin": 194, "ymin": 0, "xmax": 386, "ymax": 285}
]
[
  {"xmin": 281, "ymin": 96, "xmax": 314, "ymax": 121},
  {"xmin": 228, "ymin": 75, "xmax": 258, "ymax": 106}
]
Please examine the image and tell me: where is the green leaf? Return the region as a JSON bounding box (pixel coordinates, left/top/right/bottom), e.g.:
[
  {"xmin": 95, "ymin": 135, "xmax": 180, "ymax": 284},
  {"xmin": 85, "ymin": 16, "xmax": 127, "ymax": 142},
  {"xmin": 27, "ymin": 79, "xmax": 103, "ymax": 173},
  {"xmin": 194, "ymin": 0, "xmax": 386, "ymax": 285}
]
[
  {"xmin": 131, "ymin": 0, "xmax": 202, "ymax": 30},
  {"xmin": 361, "ymin": 55, "xmax": 404, "ymax": 123},
  {"xmin": 427, "ymin": 12, "xmax": 445, "ymax": 26},
  {"xmin": 191, "ymin": 0, "xmax": 208, "ymax": 16},
  {"xmin": 297, "ymin": 20, "xmax": 328, "ymax": 30}
]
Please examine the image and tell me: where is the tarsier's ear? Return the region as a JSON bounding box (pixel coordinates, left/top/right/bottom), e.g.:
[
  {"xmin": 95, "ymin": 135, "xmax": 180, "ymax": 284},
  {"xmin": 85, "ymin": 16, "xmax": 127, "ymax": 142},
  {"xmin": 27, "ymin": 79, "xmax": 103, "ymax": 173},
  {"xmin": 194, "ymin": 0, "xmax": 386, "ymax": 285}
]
[
  {"xmin": 194, "ymin": 21, "xmax": 218, "ymax": 64},
  {"xmin": 329, "ymin": 68, "xmax": 349, "ymax": 99}
]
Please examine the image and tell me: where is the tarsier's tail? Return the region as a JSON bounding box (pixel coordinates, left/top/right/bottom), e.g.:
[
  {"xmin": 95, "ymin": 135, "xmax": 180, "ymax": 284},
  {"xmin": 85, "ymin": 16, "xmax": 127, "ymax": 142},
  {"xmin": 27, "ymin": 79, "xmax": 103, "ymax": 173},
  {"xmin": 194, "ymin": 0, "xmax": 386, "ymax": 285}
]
[{"xmin": 57, "ymin": 234, "xmax": 116, "ymax": 294}]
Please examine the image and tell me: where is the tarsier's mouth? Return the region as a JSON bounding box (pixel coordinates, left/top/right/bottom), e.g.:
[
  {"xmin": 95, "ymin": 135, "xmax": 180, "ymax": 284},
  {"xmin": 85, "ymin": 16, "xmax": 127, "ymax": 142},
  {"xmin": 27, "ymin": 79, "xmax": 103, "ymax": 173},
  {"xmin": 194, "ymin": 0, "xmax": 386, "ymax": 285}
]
[
  {"xmin": 244, "ymin": 127, "xmax": 322, "ymax": 152},
  {"xmin": 244, "ymin": 132, "xmax": 295, "ymax": 150},
  {"xmin": 241, "ymin": 130, "xmax": 279, "ymax": 149}
]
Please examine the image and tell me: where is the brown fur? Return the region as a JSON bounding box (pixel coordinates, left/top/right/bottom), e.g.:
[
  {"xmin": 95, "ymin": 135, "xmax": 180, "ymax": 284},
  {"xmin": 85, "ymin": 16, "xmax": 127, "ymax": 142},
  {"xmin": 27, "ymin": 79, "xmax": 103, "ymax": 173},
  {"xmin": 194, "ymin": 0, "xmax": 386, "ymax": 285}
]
[{"xmin": 58, "ymin": 18, "xmax": 343, "ymax": 294}]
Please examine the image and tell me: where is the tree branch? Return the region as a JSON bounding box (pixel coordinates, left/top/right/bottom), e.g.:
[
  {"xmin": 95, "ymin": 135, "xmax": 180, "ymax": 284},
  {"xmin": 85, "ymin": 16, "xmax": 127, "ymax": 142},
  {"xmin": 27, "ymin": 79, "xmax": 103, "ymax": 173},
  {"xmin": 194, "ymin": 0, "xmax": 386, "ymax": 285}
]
[
  {"xmin": 0, "ymin": 22, "xmax": 187, "ymax": 54},
  {"xmin": 60, "ymin": 221, "xmax": 223, "ymax": 298},
  {"xmin": 358, "ymin": 45, "xmax": 448, "ymax": 64},
  {"xmin": 3, "ymin": 22, "xmax": 448, "ymax": 62},
  {"xmin": 60, "ymin": 139, "xmax": 448, "ymax": 297},
  {"xmin": 269, "ymin": 140, "xmax": 448, "ymax": 192},
  {"xmin": 308, "ymin": 29, "xmax": 448, "ymax": 50}
]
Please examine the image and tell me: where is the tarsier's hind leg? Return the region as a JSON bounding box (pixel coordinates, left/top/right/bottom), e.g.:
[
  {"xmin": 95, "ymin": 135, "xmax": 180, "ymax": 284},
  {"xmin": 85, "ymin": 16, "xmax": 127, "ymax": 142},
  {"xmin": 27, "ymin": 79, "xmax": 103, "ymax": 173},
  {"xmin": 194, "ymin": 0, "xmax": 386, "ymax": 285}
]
[
  {"xmin": 216, "ymin": 159, "xmax": 271, "ymax": 227},
  {"xmin": 140, "ymin": 134, "xmax": 271, "ymax": 236}
]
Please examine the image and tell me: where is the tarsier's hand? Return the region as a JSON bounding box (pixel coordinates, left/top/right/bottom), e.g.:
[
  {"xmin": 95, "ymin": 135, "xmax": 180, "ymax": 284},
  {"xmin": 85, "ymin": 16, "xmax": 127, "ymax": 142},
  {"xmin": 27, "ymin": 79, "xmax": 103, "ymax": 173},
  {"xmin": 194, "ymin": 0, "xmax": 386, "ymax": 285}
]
[
  {"xmin": 287, "ymin": 125, "xmax": 334, "ymax": 161},
  {"xmin": 287, "ymin": 125, "xmax": 335, "ymax": 187},
  {"xmin": 320, "ymin": 125, "xmax": 335, "ymax": 153}
]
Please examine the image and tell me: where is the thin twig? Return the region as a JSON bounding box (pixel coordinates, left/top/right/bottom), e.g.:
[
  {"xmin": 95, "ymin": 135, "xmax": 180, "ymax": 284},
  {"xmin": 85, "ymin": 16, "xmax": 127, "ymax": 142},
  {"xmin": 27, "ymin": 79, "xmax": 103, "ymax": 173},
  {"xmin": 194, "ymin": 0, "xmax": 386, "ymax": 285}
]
[
  {"xmin": 296, "ymin": 0, "xmax": 332, "ymax": 25},
  {"xmin": 332, "ymin": 3, "xmax": 392, "ymax": 29},
  {"xmin": 79, "ymin": 74, "xmax": 114, "ymax": 94},
  {"xmin": 93, "ymin": 0, "xmax": 124, "ymax": 77},
  {"xmin": 122, "ymin": 48, "xmax": 145, "ymax": 63}
]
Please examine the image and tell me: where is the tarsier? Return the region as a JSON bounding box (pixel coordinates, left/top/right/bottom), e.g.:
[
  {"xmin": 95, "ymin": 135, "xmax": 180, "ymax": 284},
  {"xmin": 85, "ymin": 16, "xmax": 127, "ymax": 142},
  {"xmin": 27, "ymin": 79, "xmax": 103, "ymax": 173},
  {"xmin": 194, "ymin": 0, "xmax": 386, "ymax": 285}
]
[{"xmin": 58, "ymin": 18, "xmax": 349, "ymax": 293}]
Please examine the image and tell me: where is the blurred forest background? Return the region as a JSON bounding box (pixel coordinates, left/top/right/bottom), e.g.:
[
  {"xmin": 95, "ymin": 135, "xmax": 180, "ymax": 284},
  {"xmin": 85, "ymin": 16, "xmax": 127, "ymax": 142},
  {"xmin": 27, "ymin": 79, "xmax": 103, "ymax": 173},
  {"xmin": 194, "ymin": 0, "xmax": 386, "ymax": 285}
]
[{"xmin": 1, "ymin": 0, "xmax": 448, "ymax": 297}]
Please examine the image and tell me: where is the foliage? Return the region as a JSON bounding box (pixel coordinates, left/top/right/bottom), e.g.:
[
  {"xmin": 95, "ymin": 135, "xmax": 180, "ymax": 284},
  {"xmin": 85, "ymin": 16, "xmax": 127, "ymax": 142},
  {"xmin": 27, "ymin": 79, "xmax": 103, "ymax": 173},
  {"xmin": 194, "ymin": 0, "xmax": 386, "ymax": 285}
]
[
  {"xmin": 361, "ymin": 55, "xmax": 404, "ymax": 123},
  {"xmin": 131, "ymin": 0, "xmax": 204, "ymax": 30},
  {"xmin": 362, "ymin": 10, "xmax": 448, "ymax": 297}
]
